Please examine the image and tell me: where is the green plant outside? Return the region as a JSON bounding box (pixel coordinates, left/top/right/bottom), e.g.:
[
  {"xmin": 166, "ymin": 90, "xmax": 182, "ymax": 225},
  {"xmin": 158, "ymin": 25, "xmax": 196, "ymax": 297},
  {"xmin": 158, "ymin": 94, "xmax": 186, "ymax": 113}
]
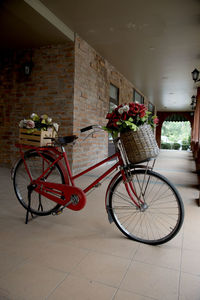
[
  {"xmin": 182, "ymin": 144, "xmax": 189, "ymax": 150},
  {"xmin": 161, "ymin": 121, "xmax": 191, "ymax": 151},
  {"xmin": 173, "ymin": 143, "xmax": 181, "ymax": 150},
  {"xmin": 161, "ymin": 143, "xmax": 172, "ymax": 149}
]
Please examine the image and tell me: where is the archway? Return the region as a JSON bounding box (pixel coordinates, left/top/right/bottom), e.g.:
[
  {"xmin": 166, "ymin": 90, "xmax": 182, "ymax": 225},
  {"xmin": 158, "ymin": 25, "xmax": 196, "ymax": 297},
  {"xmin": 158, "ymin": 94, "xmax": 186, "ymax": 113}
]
[{"xmin": 156, "ymin": 112, "xmax": 193, "ymax": 147}]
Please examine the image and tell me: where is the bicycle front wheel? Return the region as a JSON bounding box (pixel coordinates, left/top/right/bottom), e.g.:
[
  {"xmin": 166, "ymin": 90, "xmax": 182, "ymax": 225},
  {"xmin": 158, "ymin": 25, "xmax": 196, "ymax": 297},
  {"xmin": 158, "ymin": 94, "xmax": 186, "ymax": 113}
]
[
  {"xmin": 108, "ymin": 169, "xmax": 184, "ymax": 245},
  {"xmin": 13, "ymin": 151, "xmax": 64, "ymax": 216}
]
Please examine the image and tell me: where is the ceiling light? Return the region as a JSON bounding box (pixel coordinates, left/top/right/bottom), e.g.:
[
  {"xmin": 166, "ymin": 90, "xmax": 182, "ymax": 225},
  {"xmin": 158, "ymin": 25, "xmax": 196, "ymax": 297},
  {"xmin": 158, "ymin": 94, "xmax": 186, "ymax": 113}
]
[{"xmin": 191, "ymin": 68, "xmax": 200, "ymax": 82}]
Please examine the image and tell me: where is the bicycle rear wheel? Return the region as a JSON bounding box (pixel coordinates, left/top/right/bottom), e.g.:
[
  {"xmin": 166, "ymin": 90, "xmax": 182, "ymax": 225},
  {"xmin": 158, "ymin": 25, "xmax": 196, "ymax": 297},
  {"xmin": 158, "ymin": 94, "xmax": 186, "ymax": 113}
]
[
  {"xmin": 108, "ymin": 169, "xmax": 184, "ymax": 245},
  {"xmin": 13, "ymin": 151, "xmax": 64, "ymax": 216}
]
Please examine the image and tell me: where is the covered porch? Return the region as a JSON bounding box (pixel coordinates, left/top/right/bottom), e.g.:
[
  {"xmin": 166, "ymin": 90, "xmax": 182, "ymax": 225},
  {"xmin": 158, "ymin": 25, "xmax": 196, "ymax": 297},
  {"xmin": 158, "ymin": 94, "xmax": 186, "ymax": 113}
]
[{"xmin": 0, "ymin": 150, "xmax": 199, "ymax": 300}]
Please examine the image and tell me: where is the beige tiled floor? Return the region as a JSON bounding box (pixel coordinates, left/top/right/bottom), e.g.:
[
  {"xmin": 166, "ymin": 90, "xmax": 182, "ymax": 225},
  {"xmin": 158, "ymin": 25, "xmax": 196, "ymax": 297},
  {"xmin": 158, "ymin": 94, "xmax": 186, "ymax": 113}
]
[{"xmin": 0, "ymin": 150, "xmax": 200, "ymax": 300}]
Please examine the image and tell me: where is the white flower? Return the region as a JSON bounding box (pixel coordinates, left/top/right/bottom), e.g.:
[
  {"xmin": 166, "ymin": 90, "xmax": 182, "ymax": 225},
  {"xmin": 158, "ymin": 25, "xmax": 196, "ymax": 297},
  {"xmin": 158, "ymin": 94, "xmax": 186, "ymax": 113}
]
[
  {"xmin": 41, "ymin": 114, "xmax": 48, "ymax": 120},
  {"xmin": 53, "ymin": 123, "xmax": 59, "ymax": 132},
  {"xmin": 123, "ymin": 105, "xmax": 129, "ymax": 112},
  {"xmin": 110, "ymin": 104, "xmax": 117, "ymax": 112},
  {"xmin": 118, "ymin": 104, "xmax": 129, "ymax": 114},
  {"xmin": 26, "ymin": 120, "xmax": 35, "ymax": 129},
  {"xmin": 19, "ymin": 120, "xmax": 25, "ymax": 128},
  {"xmin": 47, "ymin": 117, "xmax": 52, "ymax": 123},
  {"xmin": 118, "ymin": 107, "xmax": 124, "ymax": 114},
  {"xmin": 30, "ymin": 113, "xmax": 36, "ymax": 119},
  {"xmin": 30, "ymin": 113, "xmax": 39, "ymax": 122}
]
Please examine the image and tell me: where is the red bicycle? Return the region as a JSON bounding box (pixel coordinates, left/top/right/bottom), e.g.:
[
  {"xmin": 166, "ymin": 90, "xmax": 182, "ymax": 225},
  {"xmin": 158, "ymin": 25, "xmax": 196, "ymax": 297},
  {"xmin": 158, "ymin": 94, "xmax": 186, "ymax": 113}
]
[{"xmin": 12, "ymin": 125, "xmax": 184, "ymax": 245}]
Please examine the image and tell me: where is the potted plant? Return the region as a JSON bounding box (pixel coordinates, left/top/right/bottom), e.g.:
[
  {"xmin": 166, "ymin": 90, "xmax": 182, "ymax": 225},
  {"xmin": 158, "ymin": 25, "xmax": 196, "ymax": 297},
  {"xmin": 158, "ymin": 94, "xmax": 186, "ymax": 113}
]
[
  {"xmin": 19, "ymin": 113, "xmax": 59, "ymax": 146},
  {"xmin": 104, "ymin": 102, "xmax": 159, "ymax": 163}
]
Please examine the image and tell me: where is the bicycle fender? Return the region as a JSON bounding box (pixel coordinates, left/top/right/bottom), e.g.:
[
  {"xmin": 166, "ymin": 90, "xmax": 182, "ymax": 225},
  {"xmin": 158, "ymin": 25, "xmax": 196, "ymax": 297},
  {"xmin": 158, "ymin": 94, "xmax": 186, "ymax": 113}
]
[
  {"xmin": 105, "ymin": 171, "xmax": 122, "ymax": 224},
  {"xmin": 11, "ymin": 149, "xmax": 38, "ymax": 179},
  {"xmin": 11, "ymin": 157, "xmax": 22, "ymax": 179},
  {"xmin": 43, "ymin": 150, "xmax": 69, "ymax": 185},
  {"xmin": 12, "ymin": 148, "xmax": 69, "ymax": 185}
]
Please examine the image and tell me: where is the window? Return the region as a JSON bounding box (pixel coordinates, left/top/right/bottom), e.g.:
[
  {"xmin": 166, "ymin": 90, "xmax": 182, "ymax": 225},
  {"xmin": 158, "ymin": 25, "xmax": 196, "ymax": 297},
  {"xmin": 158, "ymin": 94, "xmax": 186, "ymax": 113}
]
[
  {"xmin": 148, "ymin": 102, "xmax": 155, "ymax": 123},
  {"xmin": 109, "ymin": 83, "xmax": 119, "ymax": 110},
  {"xmin": 108, "ymin": 84, "xmax": 119, "ymax": 155},
  {"xmin": 133, "ymin": 89, "xmax": 144, "ymax": 104},
  {"xmin": 148, "ymin": 102, "xmax": 155, "ymax": 115}
]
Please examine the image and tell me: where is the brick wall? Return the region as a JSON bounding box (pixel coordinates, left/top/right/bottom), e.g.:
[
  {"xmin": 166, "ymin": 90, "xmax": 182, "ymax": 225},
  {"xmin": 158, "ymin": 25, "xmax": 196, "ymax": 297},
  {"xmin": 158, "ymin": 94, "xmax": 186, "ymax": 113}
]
[
  {"xmin": 0, "ymin": 42, "xmax": 74, "ymax": 166},
  {"xmin": 0, "ymin": 35, "xmax": 148, "ymax": 173},
  {"xmin": 72, "ymin": 35, "xmax": 146, "ymax": 173}
]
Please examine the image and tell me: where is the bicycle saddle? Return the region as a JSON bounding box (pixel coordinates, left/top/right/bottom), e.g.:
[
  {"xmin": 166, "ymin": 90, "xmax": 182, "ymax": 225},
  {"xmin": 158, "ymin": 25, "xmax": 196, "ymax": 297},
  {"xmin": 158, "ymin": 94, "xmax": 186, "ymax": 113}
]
[{"xmin": 55, "ymin": 135, "xmax": 78, "ymax": 145}]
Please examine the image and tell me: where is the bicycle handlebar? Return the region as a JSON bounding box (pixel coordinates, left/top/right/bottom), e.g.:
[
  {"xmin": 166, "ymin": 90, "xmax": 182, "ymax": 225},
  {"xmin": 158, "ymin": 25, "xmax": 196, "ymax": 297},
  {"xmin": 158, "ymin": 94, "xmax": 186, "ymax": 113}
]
[
  {"xmin": 80, "ymin": 125, "xmax": 102, "ymax": 132},
  {"xmin": 80, "ymin": 125, "xmax": 93, "ymax": 132}
]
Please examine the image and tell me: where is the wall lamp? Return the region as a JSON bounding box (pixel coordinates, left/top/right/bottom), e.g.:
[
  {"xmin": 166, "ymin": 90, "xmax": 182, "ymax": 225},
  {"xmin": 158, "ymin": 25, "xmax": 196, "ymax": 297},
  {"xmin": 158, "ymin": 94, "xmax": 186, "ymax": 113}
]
[
  {"xmin": 191, "ymin": 68, "xmax": 200, "ymax": 82},
  {"xmin": 191, "ymin": 95, "xmax": 196, "ymax": 110},
  {"xmin": 23, "ymin": 61, "xmax": 33, "ymax": 76}
]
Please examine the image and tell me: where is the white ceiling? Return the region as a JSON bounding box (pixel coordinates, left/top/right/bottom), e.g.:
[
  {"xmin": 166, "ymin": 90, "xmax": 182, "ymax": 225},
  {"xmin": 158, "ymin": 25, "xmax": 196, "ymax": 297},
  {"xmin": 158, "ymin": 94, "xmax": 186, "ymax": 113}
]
[{"xmin": 1, "ymin": 0, "xmax": 200, "ymax": 111}]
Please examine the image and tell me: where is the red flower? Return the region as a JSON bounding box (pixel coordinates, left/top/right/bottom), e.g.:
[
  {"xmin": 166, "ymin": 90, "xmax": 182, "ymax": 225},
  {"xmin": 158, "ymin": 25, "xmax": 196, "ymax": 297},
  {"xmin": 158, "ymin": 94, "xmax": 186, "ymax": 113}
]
[
  {"xmin": 121, "ymin": 112, "xmax": 128, "ymax": 120},
  {"xmin": 105, "ymin": 102, "xmax": 153, "ymax": 133},
  {"xmin": 107, "ymin": 118, "xmax": 120, "ymax": 129},
  {"xmin": 134, "ymin": 107, "xmax": 140, "ymax": 113},
  {"xmin": 153, "ymin": 117, "xmax": 159, "ymax": 124},
  {"xmin": 140, "ymin": 111, "xmax": 146, "ymax": 118},
  {"xmin": 112, "ymin": 112, "xmax": 119, "ymax": 119},
  {"xmin": 106, "ymin": 113, "xmax": 113, "ymax": 119}
]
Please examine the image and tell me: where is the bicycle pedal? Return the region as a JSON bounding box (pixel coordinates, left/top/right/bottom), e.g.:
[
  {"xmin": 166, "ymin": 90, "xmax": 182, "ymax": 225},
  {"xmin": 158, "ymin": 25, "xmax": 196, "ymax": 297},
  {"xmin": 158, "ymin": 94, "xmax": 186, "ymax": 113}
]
[
  {"xmin": 52, "ymin": 209, "xmax": 63, "ymax": 216},
  {"xmin": 94, "ymin": 183, "xmax": 101, "ymax": 188}
]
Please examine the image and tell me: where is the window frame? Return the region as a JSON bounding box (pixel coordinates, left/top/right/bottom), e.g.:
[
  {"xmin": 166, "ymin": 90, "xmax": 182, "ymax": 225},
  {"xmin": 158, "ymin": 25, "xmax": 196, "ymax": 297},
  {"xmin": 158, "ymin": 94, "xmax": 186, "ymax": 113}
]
[{"xmin": 133, "ymin": 89, "xmax": 144, "ymax": 104}]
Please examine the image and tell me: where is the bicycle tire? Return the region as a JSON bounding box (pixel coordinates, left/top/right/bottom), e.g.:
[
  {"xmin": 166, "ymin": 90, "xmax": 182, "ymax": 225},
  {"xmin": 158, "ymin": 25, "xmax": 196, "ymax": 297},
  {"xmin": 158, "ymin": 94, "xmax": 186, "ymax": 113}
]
[
  {"xmin": 108, "ymin": 169, "xmax": 184, "ymax": 245},
  {"xmin": 13, "ymin": 151, "xmax": 64, "ymax": 216}
]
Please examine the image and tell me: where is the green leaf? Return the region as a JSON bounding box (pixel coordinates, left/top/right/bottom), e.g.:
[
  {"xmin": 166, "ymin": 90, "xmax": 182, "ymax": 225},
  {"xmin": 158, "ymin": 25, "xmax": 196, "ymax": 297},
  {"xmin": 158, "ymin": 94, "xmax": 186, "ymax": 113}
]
[
  {"xmin": 130, "ymin": 124, "xmax": 138, "ymax": 131},
  {"xmin": 141, "ymin": 117, "xmax": 147, "ymax": 122},
  {"xmin": 146, "ymin": 111, "xmax": 152, "ymax": 116},
  {"xmin": 124, "ymin": 121, "xmax": 132, "ymax": 126}
]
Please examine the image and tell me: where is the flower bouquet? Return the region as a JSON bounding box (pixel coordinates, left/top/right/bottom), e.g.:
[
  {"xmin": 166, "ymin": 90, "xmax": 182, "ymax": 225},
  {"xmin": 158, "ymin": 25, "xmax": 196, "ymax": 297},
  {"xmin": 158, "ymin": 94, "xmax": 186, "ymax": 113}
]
[
  {"xmin": 19, "ymin": 113, "xmax": 59, "ymax": 133},
  {"xmin": 104, "ymin": 102, "xmax": 159, "ymax": 163},
  {"xmin": 19, "ymin": 113, "xmax": 59, "ymax": 147}
]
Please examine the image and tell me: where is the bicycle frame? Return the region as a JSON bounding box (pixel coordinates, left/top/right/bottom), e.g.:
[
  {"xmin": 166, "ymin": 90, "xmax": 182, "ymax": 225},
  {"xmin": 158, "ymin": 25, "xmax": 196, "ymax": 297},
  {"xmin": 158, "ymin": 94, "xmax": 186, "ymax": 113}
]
[
  {"xmin": 13, "ymin": 134, "xmax": 184, "ymax": 245},
  {"xmin": 15, "ymin": 143, "xmax": 143, "ymax": 212}
]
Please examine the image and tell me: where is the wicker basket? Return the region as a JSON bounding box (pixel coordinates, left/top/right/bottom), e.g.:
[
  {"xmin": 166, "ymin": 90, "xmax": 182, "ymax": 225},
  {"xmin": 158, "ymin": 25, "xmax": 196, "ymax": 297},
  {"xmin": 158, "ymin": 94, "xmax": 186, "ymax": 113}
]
[
  {"xmin": 120, "ymin": 124, "xmax": 159, "ymax": 164},
  {"xmin": 19, "ymin": 128, "xmax": 56, "ymax": 146}
]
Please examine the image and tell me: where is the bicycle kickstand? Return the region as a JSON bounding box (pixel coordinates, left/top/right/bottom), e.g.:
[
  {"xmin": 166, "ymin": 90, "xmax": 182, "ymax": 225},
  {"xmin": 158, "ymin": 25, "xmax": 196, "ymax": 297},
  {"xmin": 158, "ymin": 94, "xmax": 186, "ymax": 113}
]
[{"xmin": 25, "ymin": 184, "xmax": 37, "ymax": 224}]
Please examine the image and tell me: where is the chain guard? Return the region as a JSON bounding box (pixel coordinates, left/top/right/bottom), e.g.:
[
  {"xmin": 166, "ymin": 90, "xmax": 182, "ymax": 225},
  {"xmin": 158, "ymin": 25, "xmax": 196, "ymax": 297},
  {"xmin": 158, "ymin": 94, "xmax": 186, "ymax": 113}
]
[{"xmin": 33, "ymin": 181, "xmax": 86, "ymax": 211}]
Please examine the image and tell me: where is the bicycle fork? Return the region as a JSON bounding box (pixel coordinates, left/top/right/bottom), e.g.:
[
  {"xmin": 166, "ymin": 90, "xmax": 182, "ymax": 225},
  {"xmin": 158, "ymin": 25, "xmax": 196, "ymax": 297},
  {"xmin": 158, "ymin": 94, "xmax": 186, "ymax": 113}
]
[
  {"xmin": 122, "ymin": 167, "xmax": 149, "ymax": 211},
  {"xmin": 124, "ymin": 177, "xmax": 148, "ymax": 211},
  {"xmin": 105, "ymin": 169, "xmax": 148, "ymax": 224}
]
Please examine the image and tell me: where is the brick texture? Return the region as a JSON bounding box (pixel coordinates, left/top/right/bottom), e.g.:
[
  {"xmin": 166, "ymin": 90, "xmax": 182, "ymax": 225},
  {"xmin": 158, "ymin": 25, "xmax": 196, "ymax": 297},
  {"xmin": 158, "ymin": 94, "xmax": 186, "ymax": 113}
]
[
  {"xmin": 0, "ymin": 42, "xmax": 74, "ymax": 167},
  {"xmin": 0, "ymin": 35, "xmax": 149, "ymax": 174},
  {"xmin": 72, "ymin": 35, "xmax": 147, "ymax": 173}
]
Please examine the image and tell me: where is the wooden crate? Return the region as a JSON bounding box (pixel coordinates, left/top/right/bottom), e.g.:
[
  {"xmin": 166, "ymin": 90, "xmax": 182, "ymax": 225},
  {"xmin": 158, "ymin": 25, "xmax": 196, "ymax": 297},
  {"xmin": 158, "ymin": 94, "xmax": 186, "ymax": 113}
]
[{"xmin": 19, "ymin": 128, "xmax": 56, "ymax": 146}]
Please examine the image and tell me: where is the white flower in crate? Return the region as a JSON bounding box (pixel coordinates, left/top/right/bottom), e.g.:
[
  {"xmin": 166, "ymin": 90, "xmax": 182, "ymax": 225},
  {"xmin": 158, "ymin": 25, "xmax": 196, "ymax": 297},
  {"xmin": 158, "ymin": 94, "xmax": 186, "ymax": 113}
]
[
  {"xmin": 41, "ymin": 114, "xmax": 48, "ymax": 120},
  {"xmin": 30, "ymin": 113, "xmax": 39, "ymax": 121},
  {"xmin": 47, "ymin": 117, "xmax": 52, "ymax": 123},
  {"xmin": 19, "ymin": 119, "xmax": 25, "ymax": 128},
  {"xmin": 26, "ymin": 120, "xmax": 35, "ymax": 129},
  {"xmin": 19, "ymin": 113, "xmax": 59, "ymax": 133},
  {"xmin": 53, "ymin": 123, "xmax": 59, "ymax": 132}
]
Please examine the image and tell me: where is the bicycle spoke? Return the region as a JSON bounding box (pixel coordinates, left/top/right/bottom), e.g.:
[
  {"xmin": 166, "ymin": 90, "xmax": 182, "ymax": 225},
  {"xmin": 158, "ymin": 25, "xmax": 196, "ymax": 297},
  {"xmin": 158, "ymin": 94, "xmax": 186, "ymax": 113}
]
[{"xmin": 109, "ymin": 169, "xmax": 184, "ymax": 245}]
